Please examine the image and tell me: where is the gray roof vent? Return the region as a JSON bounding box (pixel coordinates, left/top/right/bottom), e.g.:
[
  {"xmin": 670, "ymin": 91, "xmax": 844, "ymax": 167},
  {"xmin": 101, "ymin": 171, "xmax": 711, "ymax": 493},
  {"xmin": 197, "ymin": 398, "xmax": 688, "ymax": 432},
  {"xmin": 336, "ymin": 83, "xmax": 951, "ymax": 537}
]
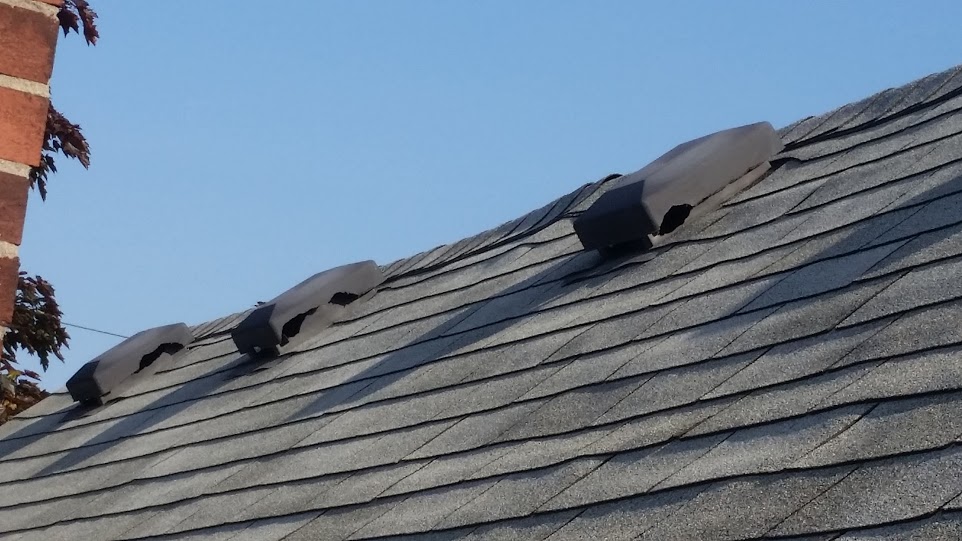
[
  {"xmin": 65, "ymin": 323, "xmax": 194, "ymax": 405},
  {"xmin": 574, "ymin": 121, "xmax": 783, "ymax": 253},
  {"xmin": 231, "ymin": 260, "xmax": 384, "ymax": 356}
]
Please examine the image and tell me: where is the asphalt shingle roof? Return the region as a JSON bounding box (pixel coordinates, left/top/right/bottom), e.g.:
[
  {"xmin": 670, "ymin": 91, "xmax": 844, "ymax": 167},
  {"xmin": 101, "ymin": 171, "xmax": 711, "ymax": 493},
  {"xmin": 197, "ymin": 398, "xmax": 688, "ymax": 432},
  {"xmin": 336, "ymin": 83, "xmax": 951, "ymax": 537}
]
[{"xmin": 4, "ymin": 63, "xmax": 962, "ymax": 540}]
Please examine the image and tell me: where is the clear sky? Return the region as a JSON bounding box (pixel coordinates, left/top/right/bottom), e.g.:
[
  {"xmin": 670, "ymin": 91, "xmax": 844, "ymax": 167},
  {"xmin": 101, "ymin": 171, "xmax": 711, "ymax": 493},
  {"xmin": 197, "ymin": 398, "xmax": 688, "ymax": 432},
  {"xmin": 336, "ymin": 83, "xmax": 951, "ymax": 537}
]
[{"xmin": 21, "ymin": 1, "xmax": 962, "ymax": 389}]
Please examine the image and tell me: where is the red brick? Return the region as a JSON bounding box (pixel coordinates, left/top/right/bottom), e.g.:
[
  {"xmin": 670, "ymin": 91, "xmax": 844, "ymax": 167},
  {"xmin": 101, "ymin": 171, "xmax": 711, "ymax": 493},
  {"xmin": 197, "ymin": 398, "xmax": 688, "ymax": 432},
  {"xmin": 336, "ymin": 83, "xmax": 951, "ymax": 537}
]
[
  {"xmin": 0, "ymin": 255, "xmax": 19, "ymax": 327},
  {"xmin": 0, "ymin": 2, "xmax": 59, "ymax": 83},
  {"xmin": 0, "ymin": 172, "xmax": 29, "ymax": 245},
  {"xmin": 0, "ymin": 86, "xmax": 48, "ymax": 166}
]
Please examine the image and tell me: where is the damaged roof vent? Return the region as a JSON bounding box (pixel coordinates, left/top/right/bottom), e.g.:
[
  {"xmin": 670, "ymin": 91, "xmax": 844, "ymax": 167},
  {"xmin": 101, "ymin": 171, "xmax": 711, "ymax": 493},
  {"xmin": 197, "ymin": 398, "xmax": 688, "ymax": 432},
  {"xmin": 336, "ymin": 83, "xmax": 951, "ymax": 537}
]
[
  {"xmin": 574, "ymin": 121, "xmax": 783, "ymax": 253},
  {"xmin": 66, "ymin": 323, "xmax": 194, "ymax": 405},
  {"xmin": 231, "ymin": 260, "xmax": 384, "ymax": 356}
]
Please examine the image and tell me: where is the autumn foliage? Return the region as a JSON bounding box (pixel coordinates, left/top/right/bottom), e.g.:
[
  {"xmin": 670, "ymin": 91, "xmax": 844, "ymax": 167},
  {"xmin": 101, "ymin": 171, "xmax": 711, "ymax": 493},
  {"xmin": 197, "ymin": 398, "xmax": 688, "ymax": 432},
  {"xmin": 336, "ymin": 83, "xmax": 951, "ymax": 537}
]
[{"xmin": 1, "ymin": 0, "xmax": 98, "ymax": 424}]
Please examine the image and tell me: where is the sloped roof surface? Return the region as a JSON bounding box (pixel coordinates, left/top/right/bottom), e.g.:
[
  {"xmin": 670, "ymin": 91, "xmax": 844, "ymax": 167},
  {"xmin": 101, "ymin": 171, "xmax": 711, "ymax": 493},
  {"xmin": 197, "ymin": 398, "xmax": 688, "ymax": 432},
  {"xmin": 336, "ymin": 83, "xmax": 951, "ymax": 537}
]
[{"xmin": 5, "ymin": 63, "xmax": 962, "ymax": 540}]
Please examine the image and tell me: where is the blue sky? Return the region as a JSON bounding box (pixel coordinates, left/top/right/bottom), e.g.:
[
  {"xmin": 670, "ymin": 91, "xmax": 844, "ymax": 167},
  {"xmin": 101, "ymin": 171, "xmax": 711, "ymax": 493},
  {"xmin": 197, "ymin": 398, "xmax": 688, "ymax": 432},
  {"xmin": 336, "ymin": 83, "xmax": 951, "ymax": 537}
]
[{"xmin": 21, "ymin": 1, "xmax": 962, "ymax": 389}]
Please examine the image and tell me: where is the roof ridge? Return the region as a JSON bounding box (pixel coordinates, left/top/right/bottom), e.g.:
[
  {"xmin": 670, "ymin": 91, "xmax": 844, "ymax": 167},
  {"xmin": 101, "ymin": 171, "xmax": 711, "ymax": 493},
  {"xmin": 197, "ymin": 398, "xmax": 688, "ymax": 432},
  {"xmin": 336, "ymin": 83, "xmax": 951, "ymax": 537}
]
[
  {"xmin": 184, "ymin": 178, "xmax": 615, "ymax": 341},
  {"xmin": 379, "ymin": 175, "xmax": 619, "ymax": 282},
  {"xmin": 780, "ymin": 62, "xmax": 962, "ymax": 149},
  {"xmin": 186, "ymin": 63, "xmax": 962, "ymax": 356}
]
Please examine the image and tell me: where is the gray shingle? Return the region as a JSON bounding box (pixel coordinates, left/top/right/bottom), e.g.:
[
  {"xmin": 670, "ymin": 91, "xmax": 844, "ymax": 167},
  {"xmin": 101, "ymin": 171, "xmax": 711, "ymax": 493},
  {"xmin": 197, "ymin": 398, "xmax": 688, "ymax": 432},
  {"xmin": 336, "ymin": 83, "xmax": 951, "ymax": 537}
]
[
  {"xmin": 893, "ymin": 66, "xmax": 962, "ymax": 112},
  {"xmin": 94, "ymin": 462, "xmax": 248, "ymax": 516},
  {"xmin": 720, "ymin": 276, "xmax": 899, "ymax": 356},
  {"xmin": 841, "ymin": 256, "xmax": 962, "ymax": 326},
  {"xmin": 773, "ymin": 447, "xmax": 962, "ymax": 535},
  {"xmin": 382, "ymin": 448, "xmax": 510, "ymax": 497},
  {"xmin": 738, "ymin": 242, "xmax": 907, "ymax": 312},
  {"xmin": 544, "ymin": 486, "xmax": 702, "ymax": 540},
  {"xmin": 541, "ymin": 304, "xmax": 677, "ymax": 365},
  {"xmin": 781, "ymin": 114, "xmax": 829, "ymax": 145},
  {"xmin": 609, "ymin": 308, "xmax": 778, "ymax": 382},
  {"xmin": 796, "ymin": 392, "xmax": 962, "ymax": 469},
  {"xmin": 349, "ymin": 481, "xmax": 494, "ymax": 538},
  {"xmin": 863, "ymin": 220, "xmax": 962, "ymax": 280},
  {"xmin": 755, "ymin": 206, "xmax": 921, "ymax": 277},
  {"xmin": 217, "ymin": 474, "xmax": 348, "ymax": 523},
  {"xmin": 494, "ymin": 378, "xmax": 642, "ymax": 442},
  {"xmin": 461, "ymin": 510, "xmax": 580, "ymax": 541},
  {"xmin": 407, "ymin": 402, "xmax": 545, "ymax": 458},
  {"xmin": 24, "ymin": 511, "xmax": 156, "ymax": 541},
  {"xmin": 704, "ymin": 319, "xmax": 891, "ymax": 399},
  {"xmin": 693, "ymin": 182, "xmax": 821, "ymax": 241},
  {"xmin": 926, "ymin": 65, "xmax": 962, "ymax": 103},
  {"xmin": 154, "ymin": 489, "xmax": 274, "ymax": 536},
  {"xmin": 837, "ymin": 87, "xmax": 912, "ymax": 131},
  {"xmin": 820, "ymin": 345, "xmax": 962, "ymax": 409},
  {"xmin": 468, "ymin": 429, "xmax": 610, "ymax": 480},
  {"xmin": 436, "ymin": 459, "xmax": 604, "ymax": 530},
  {"xmin": 686, "ymin": 362, "xmax": 882, "ymax": 437},
  {"xmin": 839, "ymin": 299, "xmax": 962, "ymax": 366},
  {"xmin": 806, "ymin": 91, "xmax": 887, "ymax": 139},
  {"xmin": 639, "ymin": 467, "xmax": 856, "ymax": 540},
  {"xmin": 728, "ymin": 156, "xmax": 841, "ymax": 204},
  {"xmin": 638, "ymin": 276, "xmax": 783, "ymax": 337},
  {"xmin": 281, "ymin": 500, "xmax": 401, "ymax": 541},
  {"xmin": 783, "ymin": 95, "xmax": 957, "ymax": 163},
  {"xmin": 658, "ymin": 405, "xmax": 871, "ymax": 489},
  {"xmin": 835, "ymin": 511, "xmax": 962, "ymax": 540},
  {"xmin": 595, "ymin": 352, "xmax": 759, "ymax": 426},
  {"xmin": 292, "ymin": 462, "xmax": 423, "ymax": 510},
  {"xmin": 585, "ymin": 397, "xmax": 740, "ymax": 455},
  {"xmin": 138, "ymin": 415, "xmax": 332, "ymax": 479},
  {"xmin": 542, "ymin": 434, "xmax": 729, "ymax": 510}
]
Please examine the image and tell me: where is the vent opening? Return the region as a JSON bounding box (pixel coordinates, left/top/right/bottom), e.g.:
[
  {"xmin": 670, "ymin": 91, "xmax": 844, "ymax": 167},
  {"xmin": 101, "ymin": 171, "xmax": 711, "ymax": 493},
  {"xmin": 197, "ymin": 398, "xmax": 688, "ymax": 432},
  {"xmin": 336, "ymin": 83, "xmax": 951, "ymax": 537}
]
[{"xmin": 657, "ymin": 204, "xmax": 693, "ymax": 235}]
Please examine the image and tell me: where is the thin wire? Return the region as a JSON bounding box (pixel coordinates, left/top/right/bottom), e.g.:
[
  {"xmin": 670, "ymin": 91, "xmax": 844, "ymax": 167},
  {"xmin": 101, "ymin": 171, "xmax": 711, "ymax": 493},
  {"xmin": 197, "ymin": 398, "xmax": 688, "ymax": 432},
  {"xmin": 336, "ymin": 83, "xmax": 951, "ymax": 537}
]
[{"xmin": 62, "ymin": 322, "xmax": 129, "ymax": 339}]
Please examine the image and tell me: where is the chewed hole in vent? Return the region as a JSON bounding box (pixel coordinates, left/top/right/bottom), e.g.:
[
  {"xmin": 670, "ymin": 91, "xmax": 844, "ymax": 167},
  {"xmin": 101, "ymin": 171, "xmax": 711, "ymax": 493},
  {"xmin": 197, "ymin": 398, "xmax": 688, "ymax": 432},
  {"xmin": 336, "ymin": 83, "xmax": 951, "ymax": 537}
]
[
  {"xmin": 281, "ymin": 307, "xmax": 318, "ymax": 343},
  {"xmin": 278, "ymin": 293, "xmax": 361, "ymax": 345},
  {"xmin": 136, "ymin": 343, "xmax": 185, "ymax": 373},
  {"xmin": 329, "ymin": 292, "xmax": 360, "ymax": 306},
  {"xmin": 657, "ymin": 204, "xmax": 693, "ymax": 235}
]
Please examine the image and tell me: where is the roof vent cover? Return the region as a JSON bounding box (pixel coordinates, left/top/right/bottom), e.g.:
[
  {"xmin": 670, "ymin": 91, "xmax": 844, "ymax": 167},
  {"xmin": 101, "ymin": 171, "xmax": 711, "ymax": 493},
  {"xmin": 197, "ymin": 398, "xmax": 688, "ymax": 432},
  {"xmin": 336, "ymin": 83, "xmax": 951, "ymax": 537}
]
[
  {"xmin": 231, "ymin": 260, "xmax": 384, "ymax": 356},
  {"xmin": 574, "ymin": 121, "xmax": 783, "ymax": 252},
  {"xmin": 66, "ymin": 323, "xmax": 194, "ymax": 404}
]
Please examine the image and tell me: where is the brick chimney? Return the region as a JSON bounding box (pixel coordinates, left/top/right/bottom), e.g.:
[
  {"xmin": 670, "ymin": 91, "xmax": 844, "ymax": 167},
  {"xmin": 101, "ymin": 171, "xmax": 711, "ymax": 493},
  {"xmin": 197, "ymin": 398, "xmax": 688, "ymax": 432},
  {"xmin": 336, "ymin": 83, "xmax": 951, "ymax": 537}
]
[{"xmin": 0, "ymin": 0, "xmax": 62, "ymax": 336}]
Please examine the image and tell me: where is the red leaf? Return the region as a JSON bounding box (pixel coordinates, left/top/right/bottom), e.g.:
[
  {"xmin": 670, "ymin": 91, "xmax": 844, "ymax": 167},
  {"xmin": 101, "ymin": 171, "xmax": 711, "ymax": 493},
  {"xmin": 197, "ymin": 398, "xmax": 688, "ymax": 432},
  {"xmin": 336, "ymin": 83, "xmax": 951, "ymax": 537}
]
[
  {"xmin": 57, "ymin": 1, "xmax": 99, "ymax": 45},
  {"xmin": 56, "ymin": 8, "xmax": 79, "ymax": 37}
]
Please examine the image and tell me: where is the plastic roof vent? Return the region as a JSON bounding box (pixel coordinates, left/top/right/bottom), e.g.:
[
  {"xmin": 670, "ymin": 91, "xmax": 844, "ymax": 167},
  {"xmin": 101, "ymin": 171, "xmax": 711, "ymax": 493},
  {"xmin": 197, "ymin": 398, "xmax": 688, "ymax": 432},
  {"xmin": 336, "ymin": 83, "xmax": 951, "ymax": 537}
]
[
  {"xmin": 66, "ymin": 323, "xmax": 194, "ymax": 405},
  {"xmin": 231, "ymin": 260, "xmax": 384, "ymax": 356},
  {"xmin": 574, "ymin": 121, "xmax": 783, "ymax": 253}
]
